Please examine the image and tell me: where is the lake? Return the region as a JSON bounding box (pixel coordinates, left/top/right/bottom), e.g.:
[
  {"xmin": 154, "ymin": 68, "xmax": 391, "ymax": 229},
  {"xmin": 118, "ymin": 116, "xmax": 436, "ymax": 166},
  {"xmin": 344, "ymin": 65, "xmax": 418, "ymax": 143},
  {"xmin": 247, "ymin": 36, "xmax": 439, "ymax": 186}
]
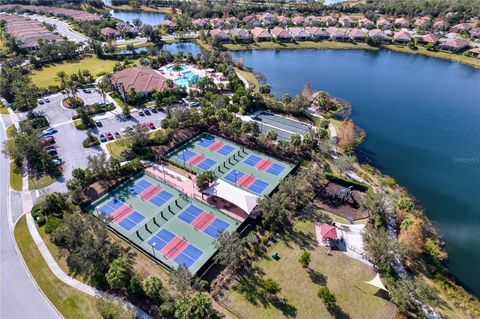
[
  {"xmin": 231, "ymin": 49, "xmax": 480, "ymax": 296},
  {"xmin": 109, "ymin": 9, "xmax": 166, "ymax": 25},
  {"xmin": 117, "ymin": 42, "xmax": 202, "ymax": 56}
]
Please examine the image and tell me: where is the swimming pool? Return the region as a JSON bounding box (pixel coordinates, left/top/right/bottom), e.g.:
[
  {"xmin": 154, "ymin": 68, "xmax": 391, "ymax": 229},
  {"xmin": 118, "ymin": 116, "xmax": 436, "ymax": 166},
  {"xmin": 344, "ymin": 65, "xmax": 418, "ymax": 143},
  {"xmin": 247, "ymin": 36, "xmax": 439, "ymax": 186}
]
[
  {"xmin": 174, "ymin": 71, "xmax": 201, "ymax": 87},
  {"xmin": 167, "ymin": 64, "xmax": 187, "ymax": 72}
]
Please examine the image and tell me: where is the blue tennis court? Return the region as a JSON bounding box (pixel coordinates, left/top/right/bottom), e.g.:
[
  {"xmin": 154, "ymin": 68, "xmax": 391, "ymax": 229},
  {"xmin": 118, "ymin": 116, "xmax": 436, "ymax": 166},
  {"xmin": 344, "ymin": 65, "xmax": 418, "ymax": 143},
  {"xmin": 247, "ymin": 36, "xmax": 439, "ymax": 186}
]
[
  {"xmin": 198, "ymin": 137, "xmax": 215, "ymax": 148},
  {"xmin": 204, "ymin": 218, "xmax": 230, "ymax": 238},
  {"xmin": 223, "ymin": 170, "xmax": 270, "ymax": 195},
  {"xmin": 173, "ymin": 244, "xmax": 203, "ymax": 268},
  {"xmin": 98, "ymin": 198, "xmax": 123, "ymax": 217},
  {"xmin": 243, "ymin": 154, "xmax": 262, "ymax": 166},
  {"xmin": 178, "ymin": 204, "xmax": 203, "ymax": 224},
  {"xmin": 150, "ymin": 190, "xmax": 174, "ymax": 207},
  {"xmin": 130, "ymin": 179, "xmax": 153, "ymax": 194},
  {"xmin": 118, "ymin": 211, "xmax": 145, "ymax": 231},
  {"xmin": 267, "ymin": 163, "xmax": 285, "ymax": 176},
  {"xmin": 248, "ymin": 180, "xmax": 269, "ymax": 195},
  {"xmin": 217, "ymin": 145, "xmax": 235, "ymax": 155},
  {"xmin": 223, "ymin": 170, "xmax": 244, "ymax": 184},
  {"xmin": 147, "ymin": 229, "xmax": 176, "ymax": 251},
  {"xmin": 197, "ymin": 158, "xmax": 217, "ymax": 170},
  {"xmin": 176, "ymin": 150, "xmax": 196, "ymax": 162}
]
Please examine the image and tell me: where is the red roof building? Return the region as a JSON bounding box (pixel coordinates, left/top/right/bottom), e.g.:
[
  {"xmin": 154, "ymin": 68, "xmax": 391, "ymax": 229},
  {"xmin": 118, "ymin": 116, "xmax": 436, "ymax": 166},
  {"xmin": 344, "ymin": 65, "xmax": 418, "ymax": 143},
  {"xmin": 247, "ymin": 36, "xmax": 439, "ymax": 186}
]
[{"xmin": 112, "ymin": 67, "xmax": 170, "ymax": 95}]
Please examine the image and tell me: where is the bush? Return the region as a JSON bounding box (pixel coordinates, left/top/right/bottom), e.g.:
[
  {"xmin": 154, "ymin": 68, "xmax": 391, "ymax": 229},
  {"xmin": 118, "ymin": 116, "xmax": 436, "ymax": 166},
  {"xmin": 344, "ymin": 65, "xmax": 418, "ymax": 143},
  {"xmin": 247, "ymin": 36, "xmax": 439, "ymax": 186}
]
[
  {"xmin": 44, "ymin": 216, "xmax": 64, "ymax": 234},
  {"xmin": 317, "ymin": 286, "xmax": 336, "ymax": 309},
  {"xmin": 96, "ymin": 296, "xmax": 135, "ymax": 319},
  {"xmin": 263, "ymin": 278, "xmax": 280, "ymax": 295},
  {"xmin": 299, "ymin": 251, "xmax": 311, "ymax": 268},
  {"xmin": 31, "ymin": 204, "xmax": 46, "ymax": 226},
  {"xmin": 142, "ymin": 276, "xmax": 164, "ymax": 301},
  {"xmin": 83, "ymin": 136, "xmax": 100, "ymax": 148},
  {"xmin": 196, "ymin": 171, "xmax": 215, "ymax": 190},
  {"xmin": 128, "ymin": 276, "xmax": 144, "ymax": 298}
]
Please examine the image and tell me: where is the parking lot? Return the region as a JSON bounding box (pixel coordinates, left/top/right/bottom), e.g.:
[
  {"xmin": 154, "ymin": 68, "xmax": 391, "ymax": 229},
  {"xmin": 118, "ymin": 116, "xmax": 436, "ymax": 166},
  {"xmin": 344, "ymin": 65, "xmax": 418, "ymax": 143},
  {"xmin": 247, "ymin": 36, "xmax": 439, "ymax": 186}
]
[{"xmin": 23, "ymin": 90, "xmax": 166, "ymax": 180}]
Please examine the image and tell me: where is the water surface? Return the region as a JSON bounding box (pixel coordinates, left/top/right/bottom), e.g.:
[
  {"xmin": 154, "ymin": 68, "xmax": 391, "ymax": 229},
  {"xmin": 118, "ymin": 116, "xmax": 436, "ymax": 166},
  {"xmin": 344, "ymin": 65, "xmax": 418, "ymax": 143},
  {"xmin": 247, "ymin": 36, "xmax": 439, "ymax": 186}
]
[
  {"xmin": 232, "ymin": 49, "xmax": 480, "ymax": 296},
  {"xmin": 109, "ymin": 9, "xmax": 166, "ymax": 25}
]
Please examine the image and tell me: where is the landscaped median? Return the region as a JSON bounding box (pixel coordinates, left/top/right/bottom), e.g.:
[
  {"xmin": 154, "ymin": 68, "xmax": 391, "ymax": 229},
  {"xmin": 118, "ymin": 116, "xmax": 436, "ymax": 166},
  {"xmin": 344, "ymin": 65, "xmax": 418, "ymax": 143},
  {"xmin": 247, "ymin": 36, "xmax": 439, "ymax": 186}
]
[{"xmin": 14, "ymin": 215, "xmax": 102, "ymax": 319}]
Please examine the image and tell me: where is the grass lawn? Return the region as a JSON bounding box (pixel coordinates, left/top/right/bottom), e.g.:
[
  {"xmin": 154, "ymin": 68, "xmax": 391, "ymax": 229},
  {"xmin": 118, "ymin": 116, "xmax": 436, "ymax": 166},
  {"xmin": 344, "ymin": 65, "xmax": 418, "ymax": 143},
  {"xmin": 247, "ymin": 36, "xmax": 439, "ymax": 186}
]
[
  {"xmin": 6, "ymin": 124, "xmax": 16, "ymax": 138},
  {"xmin": 30, "ymin": 56, "xmax": 136, "ymax": 88},
  {"xmin": 106, "ymin": 139, "xmax": 130, "ymax": 157},
  {"xmin": 219, "ymin": 212, "xmax": 396, "ymax": 319},
  {"xmin": 0, "ymin": 103, "xmax": 9, "ymax": 114},
  {"xmin": 235, "ymin": 68, "xmax": 260, "ymax": 92},
  {"xmin": 14, "ymin": 215, "xmax": 102, "ymax": 319},
  {"xmin": 29, "ymin": 174, "xmax": 56, "ymax": 190},
  {"xmin": 114, "ymin": 41, "xmax": 154, "ymax": 50},
  {"xmin": 10, "ymin": 162, "xmax": 22, "ymax": 191}
]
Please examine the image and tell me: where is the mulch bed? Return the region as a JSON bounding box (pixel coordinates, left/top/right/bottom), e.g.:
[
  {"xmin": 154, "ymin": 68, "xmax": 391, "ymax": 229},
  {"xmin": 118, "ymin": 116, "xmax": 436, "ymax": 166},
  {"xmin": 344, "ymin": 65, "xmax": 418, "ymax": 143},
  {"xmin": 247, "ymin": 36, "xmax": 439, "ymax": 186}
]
[{"xmin": 314, "ymin": 181, "xmax": 369, "ymax": 221}]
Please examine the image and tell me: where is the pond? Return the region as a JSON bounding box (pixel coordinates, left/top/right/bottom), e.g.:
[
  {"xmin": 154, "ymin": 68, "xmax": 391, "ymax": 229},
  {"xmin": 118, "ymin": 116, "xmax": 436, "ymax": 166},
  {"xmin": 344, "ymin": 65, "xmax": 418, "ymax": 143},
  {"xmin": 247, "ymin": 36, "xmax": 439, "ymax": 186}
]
[
  {"xmin": 109, "ymin": 9, "xmax": 167, "ymax": 25},
  {"xmin": 231, "ymin": 48, "xmax": 480, "ymax": 296},
  {"xmin": 116, "ymin": 42, "xmax": 203, "ymax": 56}
]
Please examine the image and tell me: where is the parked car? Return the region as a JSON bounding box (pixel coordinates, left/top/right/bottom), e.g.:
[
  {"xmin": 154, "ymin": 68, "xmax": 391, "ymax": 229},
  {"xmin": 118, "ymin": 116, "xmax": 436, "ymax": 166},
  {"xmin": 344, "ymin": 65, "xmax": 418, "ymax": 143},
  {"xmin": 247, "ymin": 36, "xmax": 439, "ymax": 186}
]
[
  {"xmin": 105, "ymin": 132, "xmax": 114, "ymax": 140},
  {"xmin": 46, "ymin": 149, "xmax": 58, "ymax": 157},
  {"xmin": 52, "ymin": 158, "xmax": 63, "ymax": 166},
  {"xmin": 138, "ymin": 111, "xmax": 145, "ymax": 116},
  {"xmin": 44, "ymin": 136, "xmax": 55, "ymax": 142},
  {"xmin": 150, "ymin": 108, "xmax": 158, "ymax": 113},
  {"xmin": 99, "ymin": 134, "xmax": 107, "ymax": 142},
  {"xmin": 44, "ymin": 146, "xmax": 57, "ymax": 152},
  {"xmin": 44, "ymin": 97, "xmax": 50, "ymax": 103},
  {"xmin": 83, "ymin": 89, "xmax": 91, "ymax": 93},
  {"xmin": 95, "ymin": 121, "xmax": 103, "ymax": 127},
  {"xmin": 114, "ymin": 131, "xmax": 121, "ymax": 138},
  {"xmin": 42, "ymin": 127, "xmax": 57, "ymax": 135},
  {"xmin": 144, "ymin": 109, "xmax": 151, "ymax": 116},
  {"xmin": 43, "ymin": 132, "xmax": 55, "ymax": 138},
  {"xmin": 37, "ymin": 99, "xmax": 44, "ymax": 105},
  {"xmin": 148, "ymin": 122, "xmax": 156, "ymax": 130}
]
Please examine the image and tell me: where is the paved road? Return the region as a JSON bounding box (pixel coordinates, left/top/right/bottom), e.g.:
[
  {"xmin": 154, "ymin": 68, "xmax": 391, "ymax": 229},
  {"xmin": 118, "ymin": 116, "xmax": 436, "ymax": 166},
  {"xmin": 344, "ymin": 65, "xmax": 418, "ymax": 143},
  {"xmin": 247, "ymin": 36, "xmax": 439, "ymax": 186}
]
[
  {"xmin": 0, "ymin": 115, "xmax": 61, "ymax": 319},
  {"xmin": 30, "ymin": 14, "xmax": 90, "ymax": 43}
]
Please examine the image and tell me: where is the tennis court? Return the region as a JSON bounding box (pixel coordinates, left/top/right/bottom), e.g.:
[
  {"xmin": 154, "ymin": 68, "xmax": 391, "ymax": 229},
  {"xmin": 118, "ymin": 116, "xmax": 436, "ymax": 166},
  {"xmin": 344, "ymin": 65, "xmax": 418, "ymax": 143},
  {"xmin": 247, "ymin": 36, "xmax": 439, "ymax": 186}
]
[
  {"xmin": 88, "ymin": 172, "xmax": 241, "ymax": 274},
  {"xmin": 165, "ymin": 133, "xmax": 295, "ymax": 196}
]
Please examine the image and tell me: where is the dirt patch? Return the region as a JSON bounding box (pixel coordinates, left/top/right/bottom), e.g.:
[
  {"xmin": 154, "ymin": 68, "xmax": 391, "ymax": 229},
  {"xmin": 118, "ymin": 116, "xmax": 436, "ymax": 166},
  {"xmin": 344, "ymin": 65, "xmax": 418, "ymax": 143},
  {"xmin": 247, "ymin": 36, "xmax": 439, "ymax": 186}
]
[{"xmin": 314, "ymin": 181, "xmax": 368, "ymax": 221}]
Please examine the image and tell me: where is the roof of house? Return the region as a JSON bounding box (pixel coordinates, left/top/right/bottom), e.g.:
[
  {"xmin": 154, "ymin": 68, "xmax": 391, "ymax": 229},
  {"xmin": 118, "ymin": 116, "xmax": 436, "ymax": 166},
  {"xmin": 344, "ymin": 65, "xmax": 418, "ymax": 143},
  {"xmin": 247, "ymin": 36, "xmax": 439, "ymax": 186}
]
[
  {"xmin": 210, "ymin": 29, "xmax": 230, "ymax": 39},
  {"xmin": 288, "ymin": 27, "xmax": 310, "ymax": 38},
  {"xmin": 369, "ymin": 29, "xmax": 389, "ymax": 38},
  {"xmin": 271, "ymin": 27, "xmax": 292, "ymax": 38},
  {"xmin": 394, "ymin": 30, "xmax": 412, "ymax": 41},
  {"xmin": 228, "ymin": 28, "xmax": 250, "ymax": 38},
  {"xmin": 421, "ymin": 34, "xmax": 439, "ymax": 43},
  {"xmin": 441, "ymin": 38, "xmax": 470, "ymax": 49},
  {"xmin": 305, "ymin": 27, "xmax": 329, "ymax": 36},
  {"xmin": 251, "ymin": 27, "xmax": 271, "ymax": 38},
  {"xmin": 348, "ymin": 28, "xmax": 367, "ymax": 38},
  {"xmin": 468, "ymin": 47, "xmax": 480, "ymax": 54},
  {"xmin": 112, "ymin": 67, "xmax": 170, "ymax": 93},
  {"xmin": 100, "ymin": 27, "xmax": 120, "ymax": 37}
]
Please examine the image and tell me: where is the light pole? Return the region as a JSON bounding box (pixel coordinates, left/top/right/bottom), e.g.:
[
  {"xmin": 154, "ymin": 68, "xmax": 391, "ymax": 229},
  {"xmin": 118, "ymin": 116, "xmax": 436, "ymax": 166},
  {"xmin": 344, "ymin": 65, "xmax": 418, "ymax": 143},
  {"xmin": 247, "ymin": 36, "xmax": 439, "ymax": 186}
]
[{"xmin": 151, "ymin": 242, "xmax": 156, "ymax": 258}]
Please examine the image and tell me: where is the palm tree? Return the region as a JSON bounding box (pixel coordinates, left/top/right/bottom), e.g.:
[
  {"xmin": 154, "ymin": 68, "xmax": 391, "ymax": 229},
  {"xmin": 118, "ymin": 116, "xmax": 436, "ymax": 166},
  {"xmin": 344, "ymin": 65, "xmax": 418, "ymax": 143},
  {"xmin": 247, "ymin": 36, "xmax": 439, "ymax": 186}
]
[
  {"xmin": 65, "ymin": 79, "xmax": 79, "ymax": 108},
  {"xmin": 55, "ymin": 71, "xmax": 67, "ymax": 88},
  {"xmin": 214, "ymin": 231, "xmax": 245, "ymax": 273},
  {"xmin": 97, "ymin": 79, "xmax": 109, "ymax": 105}
]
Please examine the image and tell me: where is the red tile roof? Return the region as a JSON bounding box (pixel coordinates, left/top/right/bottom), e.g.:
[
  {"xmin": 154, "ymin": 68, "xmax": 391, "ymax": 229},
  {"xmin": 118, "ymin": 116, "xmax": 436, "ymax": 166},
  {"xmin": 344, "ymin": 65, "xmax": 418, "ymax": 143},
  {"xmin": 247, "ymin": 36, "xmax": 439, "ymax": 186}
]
[{"xmin": 112, "ymin": 67, "xmax": 170, "ymax": 94}]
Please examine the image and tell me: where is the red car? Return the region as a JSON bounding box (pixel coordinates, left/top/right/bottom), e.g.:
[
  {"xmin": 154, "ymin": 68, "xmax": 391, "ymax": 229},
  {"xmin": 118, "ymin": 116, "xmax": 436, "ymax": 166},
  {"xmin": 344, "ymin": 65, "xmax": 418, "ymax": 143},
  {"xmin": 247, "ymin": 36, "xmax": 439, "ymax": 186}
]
[
  {"xmin": 148, "ymin": 122, "xmax": 156, "ymax": 130},
  {"xmin": 44, "ymin": 136, "xmax": 55, "ymax": 143},
  {"xmin": 105, "ymin": 132, "xmax": 114, "ymax": 140}
]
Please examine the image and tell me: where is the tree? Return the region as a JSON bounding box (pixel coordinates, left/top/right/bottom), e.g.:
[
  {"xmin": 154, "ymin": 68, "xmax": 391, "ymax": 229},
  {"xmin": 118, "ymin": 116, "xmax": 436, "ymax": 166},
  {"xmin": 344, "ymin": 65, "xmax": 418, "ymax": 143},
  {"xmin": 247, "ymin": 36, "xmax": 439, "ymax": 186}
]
[
  {"xmin": 263, "ymin": 278, "xmax": 280, "ymax": 295},
  {"xmin": 399, "ymin": 219, "xmax": 425, "ymax": 265},
  {"xmin": 97, "ymin": 79, "xmax": 110, "ymax": 105},
  {"xmin": 142, "ymin": 276, "xmax": 164, "ymax": 301},
  {"xmin": 337, "ymin": 119, "xmax": 356, "ymax": 152},
  {"xmin": 132, "ymin": 18, "xmax": 142, "ymax": 28},
  {"xmin": 302, "ymin": 82, "xmax": 312, "ymax": 99},
  {"xmin": 299, "ymin": 251, "xmax": 311, "ymax": 268},
  {"xmin": 317, "ymin": 286, "xmax": 336, "ymax": 310},
  {"xmin": 169, "ymin": 265, "xmax": 196, "ymax": 297},
  {"xmin": 257, "ymin": 192, "xmax": 291, "ymax": 231},
  {"xmin": 105, "ymin": 256, "xmax": 130, "ymax": 289},
  {"xmin": 214, "ymin": 231, "xmax": 245, "ymax": 272},
  {"xmin": 72, "ymin": 168, "xmax": 87, "ymax": 187},
  {"xmin": 55, "ymin": 71, "xmax": 67, "ymax": 88},
  {"xmin": 363, "ymin": 226, "xmax": 402, "ymax": 273},
  {"xmin": 174, "ymin": 293, "xmax": 219, "ymax": 319},
  {"xmin": 96, "ymin": 296, "xmax": 135, "ymax": 319},
  {"xmin": 195, "ymin": 171, "xmax": 215, "ymax": 190}
]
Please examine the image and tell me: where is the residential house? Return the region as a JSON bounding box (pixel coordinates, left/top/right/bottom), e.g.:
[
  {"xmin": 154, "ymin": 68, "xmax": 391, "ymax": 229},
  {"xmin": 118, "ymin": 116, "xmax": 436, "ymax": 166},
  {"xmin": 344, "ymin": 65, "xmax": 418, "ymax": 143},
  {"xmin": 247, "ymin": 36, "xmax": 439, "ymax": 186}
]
[
  {"xmin": 358, "ymin": 18, "xmax": 374, "ymax": 29},
  {"xmin": 419, "ymin": 34, "xmax": 439, "ymax": 45},
  {"xmin": 288, "ymin": 27, "xmax": 311, "ymax": 41},
  {"xmin": 394, "ymin": 17, "xmax": 410, "ymax": 28},
  {"xmin": 432, "ymin": 20, "xmax": 449, "ymax": 31},
  {"xmin": 414, "ymin": 16, "xmax": 430, "ymax": 29},
  {"xmin": 210, "ymin": 29, "xmax": 231, "ymax": 43},
  {"xmin": 305, "ymin": 27, "xmax": 330, "ymax": 40},
  {"xmin": 116, "ymin": 22, "xmax": 138, "ymax": 37},
  {"xmin": 439, "ymin": 38, "xmax": 470, "ymax": 52},
  {"xmin": 393, "ymin": 30, "xmax": 412, "ymax": 43},
  {"xmin": 376, "ymin": 18, "xmax": 392, "ymax": 30},
  {"xmin": 470, "ymin": 28, "xmax": 480, "ymax": 39},
  {"xmin": 228, "ymin": 28, "xmax": 252, "ymax": 43},
  {"xmin": 112, "ymin": 67, "xmax": 170, "ymax": 97},
  {"xmin": 277, "ymin": 16, "xmax": 291, "ymax": 26},
  {"xmin": 251, "ymin": 27, "xmax": 272, "ymax": 41},
  {"xmin": 321, "ymin": 16, "xmax": 337, "ymax": 27},
  {"xmin": 271, "ymin": 27, "xmax": 292, "ymax": 42},
  {"xmin": 369, "ymin": 29, "xmax": 390, "ymax": 43},
  {"xmin": 160, "ymin": 20, "xmax": 177, "ymax": 32},
  {"xmin": 225, "ymin": 17, "xmax": 241, "ymax": 27},
  {"xmin": 305, "ymin": 15, "xmax": 322, "ymax": 26},
  {"xmin": 100, "ymin": 27, "xmax": 121, "ymax": 40},
  {"xmin": 467, "ymin": 47, "xmax": 480, "ymax": 58},
  {"xmin": 339, "ymin": 16, "xmax": 355, "ymax": 28},
  {"xmin": 260, "ymin": 13, "xmax": 277, "ymax": 26},
  {"xmin": 327, "ymin": 27, "xmax": 350, "ymax": 41},
  {"xmin": 192, "ymin": 18, "xmax": 208, "ymax": 29},
  {"xmin": 291, "ymin": 16, "xmax": 305, "ymax": 26},
  {"xmin": 210, "ymin": 18, "xmax": 225, "ymax": 29},
  {"xmin": 451, "ymin": 23, "xmax": 472, "ymax": 33},
  {"xmin": 243, "ymin": 15, "xmax": 261, "ymax": 28},
  {"xmin": 347, "ymin": 28, "xmax": 367, "ymax": 41}
]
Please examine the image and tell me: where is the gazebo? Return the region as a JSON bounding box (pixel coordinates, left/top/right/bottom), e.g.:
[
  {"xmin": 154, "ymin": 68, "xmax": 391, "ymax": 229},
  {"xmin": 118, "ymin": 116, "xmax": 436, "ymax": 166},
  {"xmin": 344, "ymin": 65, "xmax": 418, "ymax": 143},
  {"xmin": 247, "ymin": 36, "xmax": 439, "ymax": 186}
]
[{"xmin": 320, "ymin": 224, "xmax": 338, "ymax": 241}]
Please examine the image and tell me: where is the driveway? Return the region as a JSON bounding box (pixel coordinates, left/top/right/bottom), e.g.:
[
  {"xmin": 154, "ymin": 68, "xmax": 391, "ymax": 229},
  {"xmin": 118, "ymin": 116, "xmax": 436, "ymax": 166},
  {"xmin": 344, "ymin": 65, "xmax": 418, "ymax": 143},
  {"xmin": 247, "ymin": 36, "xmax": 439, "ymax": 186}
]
[{"xmin": 29, "ymin": 14, "xmax": 90, "ymax": 43}]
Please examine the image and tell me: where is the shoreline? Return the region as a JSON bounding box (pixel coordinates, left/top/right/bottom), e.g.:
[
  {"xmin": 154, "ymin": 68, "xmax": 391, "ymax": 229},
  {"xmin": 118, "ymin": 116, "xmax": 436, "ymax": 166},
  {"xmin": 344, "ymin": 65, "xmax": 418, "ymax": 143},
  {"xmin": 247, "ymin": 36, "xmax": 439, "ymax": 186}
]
[
  {"xmin": 106, "ymin": 5, "xmax": 172, "ymax": 14},
  {"xmin": 221, "ymin": 41, "xmax": 480, "ymax": 69}
]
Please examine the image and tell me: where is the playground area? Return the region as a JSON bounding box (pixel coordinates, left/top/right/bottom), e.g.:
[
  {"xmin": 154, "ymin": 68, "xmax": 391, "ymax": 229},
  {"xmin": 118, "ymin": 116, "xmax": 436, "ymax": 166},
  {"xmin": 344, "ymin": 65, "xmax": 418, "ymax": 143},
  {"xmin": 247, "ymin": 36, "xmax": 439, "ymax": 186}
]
[
  {"xmin": 88, "ymin": 172, "xmax": 241, "ymax": 274},
  {"xmin": 165, "ymin": 133, "xmax": 295, "ymax": 196}
]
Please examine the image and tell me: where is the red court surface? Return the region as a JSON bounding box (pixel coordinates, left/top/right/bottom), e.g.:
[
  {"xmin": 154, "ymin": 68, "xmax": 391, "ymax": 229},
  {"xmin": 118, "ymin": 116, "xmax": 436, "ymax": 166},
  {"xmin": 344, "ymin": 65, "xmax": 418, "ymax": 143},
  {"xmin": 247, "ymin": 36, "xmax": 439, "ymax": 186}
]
[
  {"xmin": 208, "ymin": 141, "xmax": 224, "ymax": 152},
  {"xmin": 256, "ymin": 159, "xmax": 273, "ymax": 171},
  {"xmin": 112, "ymin": 206, "xmax": 134, "ymax": 222},
  {"xmin": 238, "ymin": 175, "xmax": 256, "ymax": 188},
  {"xmin": 161, "ymin": 237, "xmax": 189, "ymax": 259},
  {"xmin": 188, "ymin": 154, "xmax": 206, "ymax": 166},
  {"xmin": 140, "ymin": 185, "xmax": 162, "ymax": 200},
  {"xmin": 192, "ymin": 212, "xmax": 216, "ymax": 231}
]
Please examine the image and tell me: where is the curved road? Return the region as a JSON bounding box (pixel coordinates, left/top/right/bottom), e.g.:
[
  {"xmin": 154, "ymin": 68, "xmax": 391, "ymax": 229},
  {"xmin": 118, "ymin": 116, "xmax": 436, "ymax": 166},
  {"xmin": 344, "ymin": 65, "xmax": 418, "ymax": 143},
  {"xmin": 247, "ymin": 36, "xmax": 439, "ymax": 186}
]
[{"xmin": 0, "ymin": 115, "xmax": 61, "ymax": 319}]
